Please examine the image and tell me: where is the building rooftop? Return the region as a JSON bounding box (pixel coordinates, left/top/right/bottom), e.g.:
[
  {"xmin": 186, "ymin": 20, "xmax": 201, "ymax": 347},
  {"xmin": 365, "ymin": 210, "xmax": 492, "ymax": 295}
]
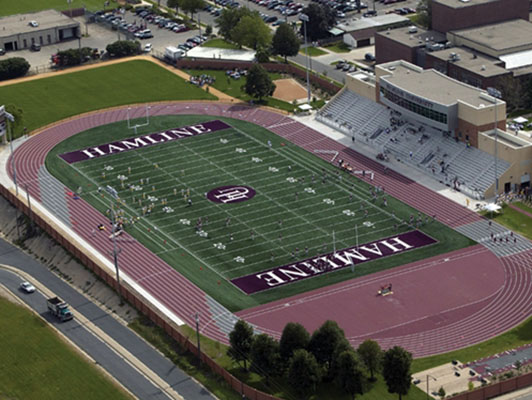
[
  {"xmin": 376, "ymin": 26, "xmax": 447, "ymax": 48},
  {"xmin": 336, "ymin": 14, "xmax": 409, "ymax": 32},
  {"xmin": 429, "ymin": 47, "xmax": 508, "ymax": 77},
  {"xmin": 434, "ymin": 0, "xmax": 501, "ymax": 8},
  {"xmin": 450, "ymin": 20, "xmax": 532, "ymax": 55},
  {"xmin": 379, "ymin": 61, "xmax": 498, "ymax": 108},
  {"xmin": 0, "ymin": 10, "xmax": 78, "ymax": 38}
]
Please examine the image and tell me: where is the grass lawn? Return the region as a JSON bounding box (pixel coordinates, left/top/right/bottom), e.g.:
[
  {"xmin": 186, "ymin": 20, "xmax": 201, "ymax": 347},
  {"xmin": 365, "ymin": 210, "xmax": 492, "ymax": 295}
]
[
  {"xmin": 0, "ymin": 298, "xmax": 132, "ymax": 400},
  {"xmin": 202, "ymin": 38, "xmax": 240, "ymax": 50},
  {"xmin": 46, "ymin": 115, "xmax": 474, "ymax": 312},
  {"xmin": 482, "ymin": 204, "xmax": 532, "ymax": 239},
  {"xmin": 324, "ymin": 42, "xmax": 351, "ymax": 53},
  {"xmin": 0, "ymin": 0, "xmax": 106, "ymax": 16},
  {"xmin": 512, "ymin": 201, "xmax": 532, "ymax": 216},
  {"xmin": 300, "ymin": 46, "xmax": 327, "ymax": 57},
  {"xmin": 185, "ymin": 68, "xmax": 295, "ymax": 112},
  {"xmin": 0, "ymin": 60, "xmax": 216, "ymax": 137}
]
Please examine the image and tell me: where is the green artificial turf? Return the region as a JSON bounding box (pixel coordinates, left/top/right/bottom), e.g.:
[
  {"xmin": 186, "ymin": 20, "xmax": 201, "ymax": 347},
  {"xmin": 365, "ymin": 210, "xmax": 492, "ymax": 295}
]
[
  {"xmin": 202, "ymin": 39, "xmax": 240, "ymax": 49},
  {"xmin": 0, "ymin": 0, "xmax": 106, "ymax": 16},
  {"xmin": 46, "ymin": 115, "xmax": 474, "ymax": 312},
  {"xmin": 185, "ymin": 68, "xmax": 295, "ymax": 112},
  {"xmin": 0, "ymin": 60, "xmax": 216, "ymax": 136},
  {"xmin": 0, "ymin": 298, "xmax": 132, "ymax": 400}
]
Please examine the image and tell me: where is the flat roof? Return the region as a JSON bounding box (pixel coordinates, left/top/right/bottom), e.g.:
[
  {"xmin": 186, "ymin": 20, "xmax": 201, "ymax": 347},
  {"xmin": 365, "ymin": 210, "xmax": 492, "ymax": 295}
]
[
  {"xmin": 337, "ymin": 14, "xmax": 409, "ymax": 32},
  {"xmin": 451, "ymin": 20, "xmax": 532, "ymax": 54},
  {"xmin": 429, "ymin": 47, "xmax": 508, "ymax": 77},
  {"xmin": 376, "ymin": 26, "xmax": 447, "ymax": 48},
  {"xmin": 434, "ymin": 0, "xmax": 500, "ymax": 8},
  {"xmin": 0, "ymin": 10, "xmax": 78, "ymax": 37},
  {"xmin": 500, "ymin": 49, "xmax": 532, "ymax": 69},
  {"xmin": 379, "ymin": 61, "xmax": 495, "ymax": 107},
  {"xmin": 185, "ymin": 46, "xmax": 255, "ymax": 62}
]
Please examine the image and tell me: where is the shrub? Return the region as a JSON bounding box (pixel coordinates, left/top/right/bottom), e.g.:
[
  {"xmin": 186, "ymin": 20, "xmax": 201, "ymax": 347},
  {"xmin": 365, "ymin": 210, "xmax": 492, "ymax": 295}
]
[
  {"xmin": 106, "ymin": 40, "xmax": 141, "ymax": 58},
  {"xmin": 0, "ymin": 57, "xmax": 30, "ymax": 81}
]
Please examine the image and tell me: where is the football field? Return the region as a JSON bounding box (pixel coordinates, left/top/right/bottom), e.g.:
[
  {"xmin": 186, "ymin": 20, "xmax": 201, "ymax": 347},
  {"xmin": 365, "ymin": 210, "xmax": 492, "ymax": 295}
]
[{"xmin": 47, "ymin": 115, "xmax": 473, "ymax": 311}]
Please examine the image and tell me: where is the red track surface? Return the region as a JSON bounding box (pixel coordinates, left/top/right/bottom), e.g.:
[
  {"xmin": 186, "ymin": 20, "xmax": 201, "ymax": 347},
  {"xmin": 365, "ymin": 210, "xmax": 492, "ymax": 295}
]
[{"xmin": 9, "ymin": 102, "xmax": 532, "ymax": 357}]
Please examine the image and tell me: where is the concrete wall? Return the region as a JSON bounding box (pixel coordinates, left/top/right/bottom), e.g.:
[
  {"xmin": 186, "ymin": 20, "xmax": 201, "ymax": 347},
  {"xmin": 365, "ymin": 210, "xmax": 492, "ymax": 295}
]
[
  {"xmin": 432, "ymin": 0, "xmax": 529, "ymax": 33},
  {"xmin": 345, "ymin": 74, "xmax": 377, "ymax": 101},
  {"xmin": 0, "ymin": 24, "xmax": 79, "ymax": 50}
]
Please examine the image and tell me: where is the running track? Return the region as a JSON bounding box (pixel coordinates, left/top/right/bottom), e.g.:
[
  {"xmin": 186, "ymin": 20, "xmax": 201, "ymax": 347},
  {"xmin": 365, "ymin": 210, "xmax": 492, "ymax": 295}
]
[{"xmin": 8, "ymin": 102, "xmax": 532, "ymax": 358}]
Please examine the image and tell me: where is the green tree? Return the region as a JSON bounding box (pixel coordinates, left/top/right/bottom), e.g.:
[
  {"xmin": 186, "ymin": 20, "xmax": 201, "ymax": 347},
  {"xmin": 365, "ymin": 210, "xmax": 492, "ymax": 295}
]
[
  {"xmin": 336, "ymin": 350, "xmax": 365, "ymax": 399},
  {"xmin": 227, "ymin": 319, "xmax": 254, "ymax": 370},
  {"xmin": 215, "ymin": 7, "xmax": 252, "ymax": 41},
  {"xmin": 243, "ymin": 64, "xmax": 275, "ymax": 101},
  {"xmin": 231, "ymin": 14, "xmax": 271, "ymax": 50},
  {"xmin": 438, "ymin": 386, "xmax": 446, "ymax": 398},
  {"xmin": 357, "ymin": 339, "xmax": 382, "ymax": 382},
  {"xmin": 250, "ymin": 334, "xmax": 281, "ymax": 382},
  {"xmin": 299, "ymin": 3, "xmax": 336, "ymax": 42},
  {"xmin": 0, "ymin": 57, "xmax": 30, "ymax": 81},
  {"xmin": 5, "ymin": 104, "xmax": 25, "ymax": 138},
  {"xmin": 205, "ymin": 24, "xmax": 213, "ymax": 36},
  {"xmin": 416, "ymin": 0, "xmax": 432, "ymax": 29},
  {"xmin": 181, "ymin": 0, "xmax": 205, "ymax": 20},
  {"xmin": 382, "ymin": 346, "xmax": 413, "ymax": 400},
  {"xmin": 106, "ymin": 40, "xmax": 140, "ymax": 57},
  {"xmin": 280, "ymin": 322, "xmax": 310, "ymax": 362},
  {"xmin": 308, "ymin": 320, "xmax": 349, "ymax": 377},
  {"xmin": 288, "ymin": 349, "xmax": 322, "ymax": 399},
  {"xmin": 167, "ymin": 0, "xmax": 180, "ymax": 14},
  {"xmin": 255, "ymin": 46, "xmax": 270, "ymax": 63},
  {"xmin": 272, "ymin": 22, "xmax": 300, "ymax": 62}
]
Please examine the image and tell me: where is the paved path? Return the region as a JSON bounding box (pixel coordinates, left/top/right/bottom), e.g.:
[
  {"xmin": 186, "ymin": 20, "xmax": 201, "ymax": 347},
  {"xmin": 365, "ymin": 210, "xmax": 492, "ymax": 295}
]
[{"xmin": 0, "ymin": 237, "xmax": 215, "ymax": 400}]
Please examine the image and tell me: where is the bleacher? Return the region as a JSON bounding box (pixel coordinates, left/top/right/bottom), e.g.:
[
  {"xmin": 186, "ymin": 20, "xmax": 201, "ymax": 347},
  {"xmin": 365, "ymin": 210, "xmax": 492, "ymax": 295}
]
[{"xmin": 317, "ymin": 89, "xmax": 510, "ymax": 199}]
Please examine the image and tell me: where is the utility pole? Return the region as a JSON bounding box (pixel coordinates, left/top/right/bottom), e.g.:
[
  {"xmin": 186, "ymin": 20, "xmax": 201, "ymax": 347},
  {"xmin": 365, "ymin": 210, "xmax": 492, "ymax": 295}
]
[
  {"xmin": 299, "ymin": 13, "xmax": 311, "ymax": 104},
  {"xmin": 487, "ymin": 87, "xmax": 502, "ymax": 198},
  {"xmin": 110, "ymin": 204, "xmax": 123, "ymax": 304}
]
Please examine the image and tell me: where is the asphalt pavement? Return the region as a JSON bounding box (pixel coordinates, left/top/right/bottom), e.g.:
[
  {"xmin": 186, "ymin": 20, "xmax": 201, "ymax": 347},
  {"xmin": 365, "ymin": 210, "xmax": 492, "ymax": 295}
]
[{"xmin": 0, "ymin": 237, "xmax": 215, "ymax": 400}]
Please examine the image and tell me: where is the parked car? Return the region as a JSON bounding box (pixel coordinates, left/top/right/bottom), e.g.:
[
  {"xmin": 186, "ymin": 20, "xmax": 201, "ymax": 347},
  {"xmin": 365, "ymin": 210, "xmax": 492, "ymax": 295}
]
[
  {"xmin": 30, "ymin": 43, "xmax": 41, "ymax": 51},
  {"xmin": 144, "ymin": 43, "xmax": 152, "ymax": 52},
  {"xmin": 0, "ymin": 48, "xmax": 5, "ymax": 56},
  {"xmin": 363, "ymin": 10, "xmax": 377, "ymax": 17},
  {"xmin": 20, "ymin": 281, "xmax": 36, "ymax": 293},
  {"xmin": 365, "ymin": 52, "xmax": 375, "ymax": 61},
  {"xmin": 28, "ymin": 20, "xmax": 39, "ymax": 27}
]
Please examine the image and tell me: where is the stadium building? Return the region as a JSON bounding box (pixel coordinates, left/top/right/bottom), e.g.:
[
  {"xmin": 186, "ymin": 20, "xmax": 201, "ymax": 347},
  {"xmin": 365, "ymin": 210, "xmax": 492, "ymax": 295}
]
[
  {"xmin": 374, "ymin": 0, "xmax": 532, "ymax": 93},
  {"xmin": 317, "ymin": 60, "xmax": 532, "ymax": 198}
]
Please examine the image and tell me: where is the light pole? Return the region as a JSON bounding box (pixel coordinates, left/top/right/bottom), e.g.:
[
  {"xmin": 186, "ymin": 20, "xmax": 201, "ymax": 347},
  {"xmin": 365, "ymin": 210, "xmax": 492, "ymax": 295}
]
[
  {"xmin": 110, "ymin": 204, "xmax": 123, "ymax": 304},
  {"xmin": 195, "ymin": 312, "xmax": 201, "ymax": 364},
  {"xmin": 5, "ymin": 109, "xmax": 18, "ymax": 196},
  {"xmin": 487, "ymin": 87, "xmax": 502, "ymax": 198},
  {"xmin": 426, "ymin": 374, "xmax": 437, "ymax": 400},
  {"xmin": 299, "ymin": 13, "xmax": 311, "ymax": 104}
]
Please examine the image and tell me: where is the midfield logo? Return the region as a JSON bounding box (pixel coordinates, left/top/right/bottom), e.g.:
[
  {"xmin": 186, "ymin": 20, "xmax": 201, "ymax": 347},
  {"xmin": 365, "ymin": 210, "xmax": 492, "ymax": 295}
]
[
  {"xmin": 59, "ymin": 120, "xmax": 231, "ymax": 164},
  {"xmin": 230, "ymin": 230, "xmax": 437, "ymax": 295},
  {"xmin": 207, "ymin": 185, "xmax": 256, "ymax": 204}
]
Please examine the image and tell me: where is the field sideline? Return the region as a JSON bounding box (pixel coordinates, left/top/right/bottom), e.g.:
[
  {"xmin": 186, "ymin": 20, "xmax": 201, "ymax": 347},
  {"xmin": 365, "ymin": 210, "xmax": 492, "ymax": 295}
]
[{"xmin": 46, "ymin": 115, "xmax": 474, "ymax": 311}]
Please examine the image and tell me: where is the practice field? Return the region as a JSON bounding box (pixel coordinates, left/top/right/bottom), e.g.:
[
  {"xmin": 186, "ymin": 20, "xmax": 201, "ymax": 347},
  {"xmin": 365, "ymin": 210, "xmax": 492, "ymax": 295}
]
[
  {"xmin": 46, "ymin": 115, "xmax": 473, "ymax": 311},
  {"xmin": 0, "ymin": 298, "xmax": 131, "ymax": 400},
  {"xmin": 0, "ymin": 60, "xmax": 215, "ymax": 136},
  {"xmin": 0, "ymin": 0, "xmax": 107, "ymax": 16}
]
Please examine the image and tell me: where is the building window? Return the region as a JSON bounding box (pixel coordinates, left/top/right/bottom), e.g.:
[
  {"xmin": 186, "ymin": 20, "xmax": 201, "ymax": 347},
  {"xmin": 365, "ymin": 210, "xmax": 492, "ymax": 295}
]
[
  {"xmin": 31, "ymin": 37, "xmax": 35, "ymax": 44},
  {"xmin": 380, "ymin": 87, "xmax": 448, "ymax": 125},
  {"xmin": 23, "ymin": 39, "xmax": 27, "ymax": 48},
  {"xmin": 39, "ymin": 36, "xmax": 43, "ymax": 44},
  {"xmin": 47, "ymin": 34, "xmax": 51, "ymax": 44}
]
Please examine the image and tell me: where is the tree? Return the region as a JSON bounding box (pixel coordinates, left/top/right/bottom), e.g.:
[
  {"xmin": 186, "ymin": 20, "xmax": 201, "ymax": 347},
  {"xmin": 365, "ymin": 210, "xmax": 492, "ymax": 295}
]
[
  {"xmin": 255, "ymin": 46, "xmax": 270, "ymax": 63},
  {"xmin": 216, "ymin": 7, "xmax": 252, "ymax": 41},
  {"xmin": 438, "ymin": 386, "xmax": 446, "ymax": 398},
  {"xmin": 272, "ymin": 23, "xmax": 300, "ymax": 62},
  {"xmin": 181, "ymin": 0, "xmax": 205, "ymax": 20},
  {"xmin": 5, "ymin": 104, "xmax": 25, "ymax": 139},
  {"xmin": 288, "ymin": 349, "xmax": 321, "ymax": 399},
  {"xmin": 205, "ymin": 24, "xmax": 213, "ymax": 36},
  {"xmin": 357, "ymin": 339, "xmax": 382, "ymax": 382},
  {"xmin": 243, "ymin": 64, "xmax": 275, "ymax": 101},
  {"xmin": 280, "ymin": 322, "xmax": 310, "ymax": 362},
  {"xmin": 0, "ymin": 57, "xmax": 30, "ymax": 81},
  {"xmin": 167, "ymin": 0, "xmax": 180, "ymax": 14},
  {"xmin": 336, "ymin": 350, "xmax": 365, "ymax": 399},
  {"xmin": 416, "ymin": 0, "xmax": 432, "ymax": 29},
  {"xmin": 250, "ymin": 334, "xmax": 281, "ymax": 382},
  {"xmin": 106, "ymin": 40, "xmax": 140, "ymax": 57},
  {"xmin": 227, "ymin": 319, "xmax": 254, "ymax": 370},
  {"xmin": 308, "ymin": 320, "xmax": 349, "ymax": 377},
  {"xmin": 382, "ymin": 346, "xmax": 413, "ymax": 400},
  {"xmin": 232, "ymin": 14, "xmax": 271, "ymax": 50},
  {"xmin": 299, "ymin": 3, "xmax": 336, "ymax": 42}
]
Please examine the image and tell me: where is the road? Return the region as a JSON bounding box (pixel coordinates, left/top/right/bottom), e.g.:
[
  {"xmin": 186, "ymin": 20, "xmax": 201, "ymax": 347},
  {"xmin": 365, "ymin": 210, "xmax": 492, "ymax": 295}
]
[{"xmin": 0, "ymin": 237, "xmax": 215, "ymax": 400}]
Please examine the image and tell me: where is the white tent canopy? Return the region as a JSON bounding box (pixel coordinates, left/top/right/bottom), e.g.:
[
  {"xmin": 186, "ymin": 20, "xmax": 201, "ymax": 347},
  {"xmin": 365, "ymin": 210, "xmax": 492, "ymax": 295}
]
[
  {"xmin": 513, "ymin": 116, "xmax": 528, "ymax": 124},
  {"xmin": 483, "ymin": 203, "xmax": 502, "ymax": 212}
]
